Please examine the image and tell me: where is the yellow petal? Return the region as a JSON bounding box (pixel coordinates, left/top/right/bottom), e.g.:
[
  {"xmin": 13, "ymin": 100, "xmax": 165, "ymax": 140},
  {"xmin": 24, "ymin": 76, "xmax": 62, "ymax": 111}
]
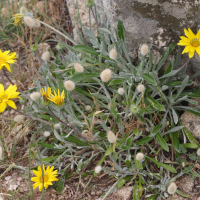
[
  {"xmin": 196, "ymin": 46, "xmax": 200, "ymax": 55},
  {"xmin": 0, "ymin": 102, "xmax": 7, "ymax": 113},
  {"xmin": 39, "ymin": 183, "xmax": 43, "ymax": 191},
  {"xmin": 188, "ymin": 28, "xmax": 196, "ymax": 39},
  {"xmin": 180, "ymin": 36, "xmax": 191, "ymax": 43},
  {"xmin": 0, "ymin": 84, "xmax": 5, "ymax": 95},
  {"xmin": 4, "ymin": 64, "xmax": 11, "ymax": 72},
  {"xmin": 31, "ymin": 177, "xmax": 40, "ymax": 182},
  {"xmin": 177, "ymin": 41, "xmax": 190, "ymax": 46},
  {"xmin": 182, "ymin": 46, "xmax": 191, "ymax": 54},
  {"xmin": 7, "ymin": 100, "xmax": 17, "ymax": 109},
  {"xmin": 189, "ymin": 51, "xmax": 194, "ymax": 58},
  {"xmin": 184, "ymin": 29, "xmax": 191, "ymax": 39}
]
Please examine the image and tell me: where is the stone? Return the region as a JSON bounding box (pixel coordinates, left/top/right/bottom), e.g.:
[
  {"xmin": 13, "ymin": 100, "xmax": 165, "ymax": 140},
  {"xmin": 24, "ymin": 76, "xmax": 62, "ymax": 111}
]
[
  {"xmin": 180, "ymin": 98, "xmax": 200, "ymax": 140},
  {"xmin": 114, "ymin": 186, "xmax": 134, "ymax": 200},
  {"xmin": 66, "ymin": 0, "xmax": 200, "ymax": 76},
  {"xmin": 178, "ymin": 176, "xmax": 194, "ymax": 193}
]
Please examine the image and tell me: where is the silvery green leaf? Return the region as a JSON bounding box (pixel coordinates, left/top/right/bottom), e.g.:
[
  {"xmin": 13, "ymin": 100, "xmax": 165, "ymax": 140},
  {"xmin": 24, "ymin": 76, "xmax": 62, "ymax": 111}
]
[
  {"xmin": 159, "ymin": 70, "xmax": 179, "ymax": 79},
  {"xmin": 163, "ymin": 126, "xmax": 184, "ymax": 135},
  {"xmin": 175, "ymin": 76, "xmax": 189, "ymax": 99},
  {"xmin": 184, "ymin": 98, "xmax": 198, "ymax": 105},
  {"xmin": 171, "ymin": 108, "xmax": 178, "ymax": 124},
  {"xmin": 172, "ymin": 95, "xmax": 188, "ymax": 105},
  {"xmin": 162, "ymin": 85, "xmax": 168, "ymax": 91},
  {"xmin": 98, "ymin": 28, "xmax": 112, "ymax": 35}
]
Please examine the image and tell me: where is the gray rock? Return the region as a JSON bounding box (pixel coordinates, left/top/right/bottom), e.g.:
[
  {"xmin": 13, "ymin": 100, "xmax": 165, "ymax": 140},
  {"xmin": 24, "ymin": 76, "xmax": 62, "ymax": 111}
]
[
  {"xmin": 180, "ymin": 98, "xmax": 200, "ymax": 140},
  {"xmin": 66, "ymin": 0, "xmax": 200, "ymax": 74},
  {"xmin": 178, "ymin": 176, "xmax": 194, "ymax": 193},
  {"xmin": 114, "ymin": 186, "xmax": 134, "ymax": 200}
]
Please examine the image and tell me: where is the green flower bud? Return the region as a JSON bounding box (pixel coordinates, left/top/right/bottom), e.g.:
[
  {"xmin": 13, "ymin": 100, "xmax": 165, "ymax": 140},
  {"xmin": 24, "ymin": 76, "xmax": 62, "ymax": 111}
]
[
  {"xmin": 41, "ymin": 99, "xmax": 51, "ymax": 106},
  {"xmin": 19, "ymin": 96, "xmax": 27, "ymax": 105},
  {"xmin": 85, "ymin": 0, "xmax": 94, "ymax": 7},
  {"xmin": 31, "ymin": 45, "xmax": 38, "ymax": 53},
  {"xmin": 130, "ymin": 104, "xmax": 140, "ymax": 114},
  {"xmin": 56, "ymin": 43, "xmax": 64, "ymax": 51}
]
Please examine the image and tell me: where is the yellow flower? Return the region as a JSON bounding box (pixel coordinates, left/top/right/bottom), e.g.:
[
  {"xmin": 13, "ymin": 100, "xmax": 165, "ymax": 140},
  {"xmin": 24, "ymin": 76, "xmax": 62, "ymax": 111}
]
[
  {"xmin": 0, "ymin": 50, "xmax": 17, "ymax": 72},
  {"xmin": 48, "ymin": 89, "xmax": 65, "ymax": 106},
  {"xmin": 11, "ymin": 13, "xmax": 24, "ymax": 26},
  {"xmin": 178, "ymin": 28, "xmax": 200, "ymax": 58},
  {"xmin": 0, "ymin": 84, "xmax": 20, "ymax": 113},
  {"xmin": 40, "ymin": 87, "xmax": 52, "ymax": 101},
  {"xmin": 31, "ymin": 164, "xmax": 58, "ymax": 191}
]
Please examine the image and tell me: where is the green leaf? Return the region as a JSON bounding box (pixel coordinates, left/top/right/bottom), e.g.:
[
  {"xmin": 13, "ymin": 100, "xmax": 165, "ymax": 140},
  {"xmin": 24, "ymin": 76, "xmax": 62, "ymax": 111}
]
[
  {"xmin": 133, "ymin": 129, "xmax": 139, "ymax": 136},
  {"xmin": 176, "ymin": 190, "xmax": 190, "ymax": 198},
  {"xmin": 175, "ymin": 76, "xmax": 189, "ymax": 99},
  {"xmin": 171, "ymin": 131, "xmax": 180, "ymax": 151},
  {"xmin": 136, "ymin": 136, "xmax": 153, "ymax": 145},
  {"xmin": 74, "ymin": 45, "xmax": 99, "ymax": 56},
  {"xmin": 70, "ymin": 73, "xmax": 99, "ymax": 82},
  {"xmin": 38, "ymin": 143, "xmax": 64, "ymax": 151},
  {"xmin": 109, "ymin": 79, "xmax": 124, "ymax": 85},
  {"xmin": 147, "ymin": 195, "xmax": 157, "ymax": 200},
  {"xmin": 110, "ymin": 95, "xmax": 118, "ymax": 118},
  {"xmin": 149, "ymin": 123, "xmax": 162, "ymax": 137},
  {"xmin": 156, "ymin": 132, "xmax": 169, "ymax": 152},
  {"xmin": 57, "ymin": 173, "xmax": 66, "ymax": 194},
  {"xmin": 143, "ymin": 73, "xmax": 157, "ymax": 86},
  {"xmin": 38, "ymin": 115, "xmax": 58, "ymax": 122},
  {"xmin": 147, "ymin": 96, "xmax": 166, "ymax": 111},
  {"xmin": 156, "ymin": 43, "xmax": 176, "ymax": 71},
  {"xmin": 116, "ymin": 179, "xmax": 126, "ymax": 189},
  {"xmin": 171, "ymin": 108, "xmax": 178, "ymax": 124},
  {"xmin": 184, "ymin": 127, "xmax": 200, "ymax": 148},
  {"xmin": 146, "ymin": 156, "xmax": 177, "ymax": 173},
  {"xmin": 133, "ymin": 184, "xmax": 140, "ymax": 200},
  {"xmin": 164, "ymin": 126, "xmax": 184, "ymax": 135},
  {"xmin": 42, "ymin": 155, "xmax": 59, "ymax": 163},
  {"xmin": 182, "ymin": 143, "xmax": 198, "ymax": 149},
  {"xmin": 117, "ymin": 20, "xmax": 124, "ymax": 41},
  {"xmin": 106, "ymin": 146, "xmax": 113, "ymax": 155},
  {"xmin": 65, "ymin": 136, "xmax": 89, "ymax": 146},
  {"xmin": 134, "ymin": 156, "xmax": 143, "ymax": 169},
  {"xmin": 164, "ymin": 62, "xmax": 172, "ymax": 75}
]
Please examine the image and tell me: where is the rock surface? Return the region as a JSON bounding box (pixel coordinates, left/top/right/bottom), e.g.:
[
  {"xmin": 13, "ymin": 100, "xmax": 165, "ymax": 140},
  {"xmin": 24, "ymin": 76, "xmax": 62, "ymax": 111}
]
[
  {"xmin": 178, "ymin": 176, "xmax": 194, "ymax": 193},
  {"xmin": 180, "ymin": 98, "xmax": 200, "ymax": 140},
  {"xmin": 66, "ymin": 0, "xmax": 200, "ymax": 73},
  {"xmin": 114, "ymin": 186, "xmax": 134, "ymax": 200}
]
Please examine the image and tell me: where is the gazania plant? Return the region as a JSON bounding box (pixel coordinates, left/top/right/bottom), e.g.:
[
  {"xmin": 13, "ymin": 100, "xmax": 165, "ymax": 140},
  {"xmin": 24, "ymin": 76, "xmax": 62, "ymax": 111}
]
[{"xmin": 2, "ymin": 1, "xmax": 200, "ymax": 199}]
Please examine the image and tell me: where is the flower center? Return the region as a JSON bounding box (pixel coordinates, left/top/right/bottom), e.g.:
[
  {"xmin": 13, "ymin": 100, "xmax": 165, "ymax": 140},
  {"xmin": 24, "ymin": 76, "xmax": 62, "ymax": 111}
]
[
  {"xmin": 40, "ymin": 173, "xmax": 48, "ymax": 183},
  {"xmin": 190, "ymin": 38, "xmax": 200, "ymax": 47},
  {"xmin": 54, "ymin": 98, "xmax": 63, "ymax": 106},
  {"xmin": 0, "ymin": 57, "xmax": 6, "ymax": 65},
  {"xmin": 0, "ymin": 95, "xmax": 8, "ymax": 103}
]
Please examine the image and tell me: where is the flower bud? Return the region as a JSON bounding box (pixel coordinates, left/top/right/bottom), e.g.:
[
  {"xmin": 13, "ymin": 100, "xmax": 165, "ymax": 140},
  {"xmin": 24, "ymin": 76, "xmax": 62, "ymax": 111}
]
[
  {"xmin": 85, "ymin": 0, "xmax": 94, "ymax": 7},
  {"xmin": 30, "ymin": 92, "xmax": 41, "ymax": 101},
  {"xmin": 95, "ymin": 165, "xmax": 102, "ymax": 174},
  {"xmin": 20, "ymin": 5, "xmax": 27, "ymax": 14},
  {"xmin": 54, "ymin": 123, "xmax": 61, "ymax": 129},
  {"xmin": 64, "ymin": 80, "xmax": 75, "ymax": 91},
  {"xmin": 56, "ymin": 43, "xmax": 64, "ymax": 51},
  {"xmin": 107, "ymin": 130, "xmax": 117, "ymax": 143},
  {"xmin": 14, "ymin": 115, "xmax": 25, "ymax": 123},
  {"xmin": 74, "ymin": 63, "xmax": 84, "ymax": 73},
  {"xmin": 24, "ymin": 16, "xmax": 35, "ymax": 28},
  {"xmin": 130, "ymin": 104, "xmax": 140, "ymax": 114},
  {"xmin": 140, "ymin": 44, "xmax": 149, "ymax": 56},
  {"xmin": 31, "ymin": 45, "xmax": 38, "ymax": 53},
  {"xmin": 41, "ymin": 51, "xmax": 50, "ymax": 62},
  {"xmin": 109, "ymin": 48, "xmax": 117, "ymax": 60},
  {"xmin": 137, "ymin": 84, "xmax": 145, "ymax": 93},
  {"xmin": 19, "ymin": 96, "xmax": 27, "ymax": 105},
  {"xmin": 43, "ymin": 131, "xmax": 50, "ymax": 137},
  {"xmin": 197, "ymin": 148, "xmax": 200, "ymax": 156},
  {"xmin": 85, "ymin": 105, "xmax": 91, "ymax": 111},
  {"xmin": 167, "ymin": 182, "xmax": 177, "ymax": 194},
  {"xmin": 34, "ymin": 21, "xmax": 41, "ymax": 28},
  {"xmin": 100, "ymin": 69, "xmax": 112, "ymax": 82},
  {"xmin": 136, "ymin": 152, "xmax": 144, "ymax": 161},
  {"xmin": 118, "ymin": 88, "xmax": 124, "ymax": 95}
]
